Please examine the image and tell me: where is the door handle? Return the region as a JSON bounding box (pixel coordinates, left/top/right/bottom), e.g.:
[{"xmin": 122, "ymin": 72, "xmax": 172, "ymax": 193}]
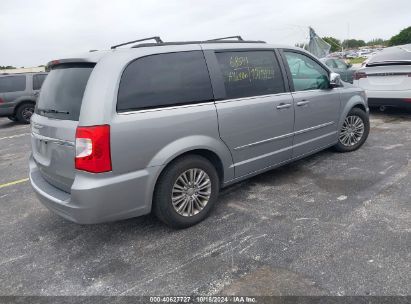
[
  {"xmin": 297, "ymin": 100, "xmax": 310, "ymax": 106},
  {"xmin": 276, "ymin": 103, "xmax": 292, "ymax": 110}
]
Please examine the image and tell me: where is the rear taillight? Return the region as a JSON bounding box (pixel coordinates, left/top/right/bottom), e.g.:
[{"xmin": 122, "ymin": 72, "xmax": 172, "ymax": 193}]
[
  {"xmin": 0, "ymin": 97, "xmax": 4, "ymax": 104},
  {"xmin": 354, "ymin": 72, "xmax": 367, "ymax": 80},
  {"xmin": 75, "ymin": 125, "xmax": 112, "ymax": 173}
]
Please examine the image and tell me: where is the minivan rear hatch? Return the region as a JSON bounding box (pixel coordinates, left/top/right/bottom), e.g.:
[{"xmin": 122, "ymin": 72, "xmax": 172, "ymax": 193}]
[{"xmin": 31, "ymin": 63, "xmax": 95, "ymax": 193}]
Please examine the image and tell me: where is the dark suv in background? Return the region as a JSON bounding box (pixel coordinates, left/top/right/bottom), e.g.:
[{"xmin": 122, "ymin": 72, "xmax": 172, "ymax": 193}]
[{"xmin": 0, "ymin": 72, "xmax": 47, "ymax": 123}]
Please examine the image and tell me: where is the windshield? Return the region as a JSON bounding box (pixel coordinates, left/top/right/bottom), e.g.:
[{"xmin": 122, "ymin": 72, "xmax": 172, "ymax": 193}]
[{"xmin": 35, "ymin": 63, "xmax": 95, "ymax": 121}]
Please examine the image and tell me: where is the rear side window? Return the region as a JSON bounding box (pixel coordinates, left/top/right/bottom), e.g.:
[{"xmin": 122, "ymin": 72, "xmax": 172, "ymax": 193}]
[
  {"xmin": 117, "ymin": 51, "xmax": 213, "ymax": 111},
  {"xmin": 35, "ymin": 64, "xmax": 94, "ymax": 121},
  {"xmin": 33, "ymin": 74, "xmax": 47, "ymax": 90},
  {"xmin": 0, "ymin": 75, "xmax": 26, "ymax": 93},
  {"xmin": 215, "ymin": 51, "xmax": 285, "ymax": 99}
]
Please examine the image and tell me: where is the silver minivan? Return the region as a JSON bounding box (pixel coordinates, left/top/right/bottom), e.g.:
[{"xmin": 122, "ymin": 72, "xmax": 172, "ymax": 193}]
[
  {"xmin": 0, "ymin": 72, "xmax": 47, "ymax": 123},
  {"xmin": 29, "ymin": 37, "xmax": 370, "ymax": 228}
]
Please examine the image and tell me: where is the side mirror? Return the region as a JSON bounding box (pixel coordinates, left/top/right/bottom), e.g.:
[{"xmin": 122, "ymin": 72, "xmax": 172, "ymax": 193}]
[{"xmin": 329, "ymin": 72, "xmax": 342, "ymax": 88}]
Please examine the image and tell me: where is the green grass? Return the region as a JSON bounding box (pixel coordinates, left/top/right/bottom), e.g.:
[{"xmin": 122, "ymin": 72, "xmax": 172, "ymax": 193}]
[{"xmin": 347, "ymin": 57, "xmax": 366, "ymax": 64}]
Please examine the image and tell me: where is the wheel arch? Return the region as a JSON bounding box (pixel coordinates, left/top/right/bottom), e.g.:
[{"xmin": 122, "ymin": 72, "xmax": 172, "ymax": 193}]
[
  {"xmin": 148, "ymin": 144, "xmax": 233, "ymax": 213},
  {"xmin": 338, "ymin": 94, "xmax": 368, "ymax": 131},
  {"xmin": 147, "ymin": 135, "xmax": 234, "ymax": 184}
]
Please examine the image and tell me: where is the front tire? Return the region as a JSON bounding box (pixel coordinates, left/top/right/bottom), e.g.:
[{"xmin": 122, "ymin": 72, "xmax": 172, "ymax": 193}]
[
  {"xmin": 15, "ymin": 102, "xmax": 35, "ymax": 124},
  {"xmin": 334, "ymin": 108, "xmax": 369, "ymax": 152},
  {"xmin": 153, "ymin": 155, "xmax": 220, "ymax": 229}
]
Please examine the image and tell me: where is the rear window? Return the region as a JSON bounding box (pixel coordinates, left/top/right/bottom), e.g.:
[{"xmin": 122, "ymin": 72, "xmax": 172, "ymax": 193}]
[
  {"xmin": 33, "ymin": 74, "xmax": 47, "ymax": 90},
  {"xmin": 0, "ymin": 75, "xmax": 26, "ymax": 93},
  {"xmin": 35, "ymin": 64, "xmax": 94, "ymax": 121},
  {"xmin": 117, "ymin": 51, "xmax": 213, "ymax": 112},
  {"xmin": 368, "ymin": 44, "xmax": 411, "ymax": 66}
]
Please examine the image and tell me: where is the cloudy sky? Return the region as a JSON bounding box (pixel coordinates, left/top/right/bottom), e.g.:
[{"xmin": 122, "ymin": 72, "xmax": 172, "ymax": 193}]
[{"xmin": 1, "ymin": 0, "xmax": 410, "ymax": 67}]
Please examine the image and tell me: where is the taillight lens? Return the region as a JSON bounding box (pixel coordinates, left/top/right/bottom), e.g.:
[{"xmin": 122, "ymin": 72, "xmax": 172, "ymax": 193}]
[
  {"xmin": 0, "ymin": 97, "xmax": 4, "ymax": 104},
  {"xmin": 354, "ymin": 72, "xmax": 367, "ymax": 80},
  {"xmin": 75, "ymin": 125, "xmax": 112, "ymax": 173}
]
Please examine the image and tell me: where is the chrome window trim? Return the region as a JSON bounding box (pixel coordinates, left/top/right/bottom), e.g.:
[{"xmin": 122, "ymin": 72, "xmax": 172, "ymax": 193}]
[
  {"xmin": 117, "ymin": 101, "xmax": 215, "ymax": 115},
  {"xmin": 215, "ymin": 92, "xmax": 292, "ymax": 105},
  {"xmin": 117, "ymin": 92, "xmax": 294, "ymax": 114}
]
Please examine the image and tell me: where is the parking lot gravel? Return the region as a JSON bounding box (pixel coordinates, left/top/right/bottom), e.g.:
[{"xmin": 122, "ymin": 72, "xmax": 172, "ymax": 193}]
[{"xmin": 0, "ymin": 109, "xmax": 410, "ymax": 296}]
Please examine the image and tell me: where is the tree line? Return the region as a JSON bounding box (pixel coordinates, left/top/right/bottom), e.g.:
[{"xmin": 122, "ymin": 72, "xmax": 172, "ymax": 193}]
[
  {"xmin": 321, "ymin": 26, "xmax": 411, "ymax": 52},
  {"xmin": 0, "ymin": 66, "xmax": 17, "ymax": 70}
]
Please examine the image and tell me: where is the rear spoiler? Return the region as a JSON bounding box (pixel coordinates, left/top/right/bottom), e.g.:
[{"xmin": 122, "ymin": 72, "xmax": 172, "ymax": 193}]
[{"xmin": 46, "ymin": 58, "xmax": 97, "ymax": 71}]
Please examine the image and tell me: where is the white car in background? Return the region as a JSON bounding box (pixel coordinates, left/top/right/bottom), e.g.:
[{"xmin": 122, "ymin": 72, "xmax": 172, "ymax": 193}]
[{"xmin": 353, "ymin": 44, "xmax": 411, "ymax": 111}]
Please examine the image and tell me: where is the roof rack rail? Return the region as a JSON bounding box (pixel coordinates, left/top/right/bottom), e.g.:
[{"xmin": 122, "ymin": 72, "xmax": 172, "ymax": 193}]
[
  {"xmin": 206, "ymin": 36, "xmax": 244, "ymax": 41},
  {"xmin": 131, "ymin": 38, "xmax": 266, "ymax": 48},
  {"xmin": 111, "ymin": 36, "xmax": 163, "ymax": 49}
]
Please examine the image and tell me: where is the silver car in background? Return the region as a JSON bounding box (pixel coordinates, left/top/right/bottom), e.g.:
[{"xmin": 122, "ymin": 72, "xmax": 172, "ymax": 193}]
[
  {"xmin": 29, "ymin": 36, "xmax": 369, "ymax": 228},
  {"xmin": 353, "ymin": 44, "xmax": 411, "ymax": 110},
  {"xmin": 0, "ymin": 72, "xmax": 47, "ymax": 123}
]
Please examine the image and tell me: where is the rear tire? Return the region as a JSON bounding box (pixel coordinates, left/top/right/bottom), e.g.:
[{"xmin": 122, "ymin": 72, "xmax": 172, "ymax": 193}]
[
  {"xmin": 153, "ymin": 155, "xmax": 220, "ymax": 229},
  {"xmin": 334, "ymin": 108, "xmax": 369, "ymax": 152},
  {"xmin": 15, "ymin": 102, "xmax": 35, "ymax": 124},
  {"xmin": 7, "ymin": 116, "xmax": 18, "ymax": 122}
]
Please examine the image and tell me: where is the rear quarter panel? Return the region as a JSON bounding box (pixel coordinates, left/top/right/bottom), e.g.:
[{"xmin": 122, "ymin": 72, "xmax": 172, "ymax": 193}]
[{"xmin": 110, "ymin": 105, "xmax": 234, "ymax": 183}]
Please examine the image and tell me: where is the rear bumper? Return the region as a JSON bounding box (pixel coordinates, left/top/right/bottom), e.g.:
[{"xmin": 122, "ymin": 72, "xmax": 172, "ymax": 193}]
[
  {"xmin": 29, "ymin": 155, "xmax": 163, "ymax": 224},
  {"xmin": 364, "ymin": 89, "xmax": 411, "ymax": 99},
  {"xmin": 368, "ymin": 98, "xmax": 411, "ymax": 109}
]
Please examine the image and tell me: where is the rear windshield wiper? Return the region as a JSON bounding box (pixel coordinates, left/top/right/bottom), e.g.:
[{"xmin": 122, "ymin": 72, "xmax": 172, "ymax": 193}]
[{"xmin": 38, "ymin": 108, "xmax": 70, "ymax": 114}]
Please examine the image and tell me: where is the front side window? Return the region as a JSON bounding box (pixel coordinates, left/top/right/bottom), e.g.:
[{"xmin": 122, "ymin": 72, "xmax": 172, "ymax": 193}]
[
  {"xmin": 0, "ymin": 75, "xmax": 26, "ymax": 93},
  {"xmin": 284, "ymin": 51, "xmax": 329, "ymax": 91},
  {"xmin": 117, "ymin": 51, "xmax": 213, "ymax": 112},
  {"xmin": 33, "ymin": 74, "xmax": 47, "ymax": 90},
  {"xmin": 215, "ymin": 51, "xmax": 285, "ymax": 99}
]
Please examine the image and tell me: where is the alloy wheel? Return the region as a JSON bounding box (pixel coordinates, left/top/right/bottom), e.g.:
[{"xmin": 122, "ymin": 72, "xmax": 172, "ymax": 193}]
[
  {"xmin": 339, "ymin": 115, "xmax": 365, "ymax": 147},
  {"xmin": 171, "ymin": 168, "xmax": 211, "ymax": 217}
]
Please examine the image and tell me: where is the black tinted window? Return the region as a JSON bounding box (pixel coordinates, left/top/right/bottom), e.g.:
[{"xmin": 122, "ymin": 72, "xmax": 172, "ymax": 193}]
[
  {"xmin": 33, "ymin": 74, "xmax": 47, "ymax": 90},
  {"xmin": 215, "ymin": 51, "xmax": 285, "ymax": 99},
  {"xmin": 0, "ymin": 75, "xmax": 26, "ymax": 93},
  {"xmin": 35, "ymin": 64, "xmax": 94, "ymax": 121},
  {"xmin": 117, "ymin": 51, "xmax": 213, "ymax": 111}
]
